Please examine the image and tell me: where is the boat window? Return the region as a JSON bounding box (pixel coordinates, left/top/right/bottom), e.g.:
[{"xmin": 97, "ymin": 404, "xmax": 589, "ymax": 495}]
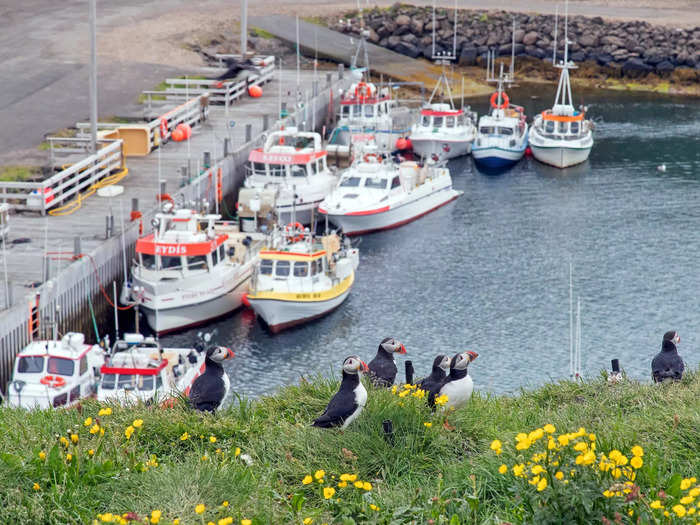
[
  {"xmin": 570, "ymin": 121, "xmax": 580, "ymax": 134},
  {"xmin": 498, "ymin": 127, "xmax": 514, "ymax": 136},
  {"xmin": 17, "ymin": 356, "xmax": 44, "ymax": 373},
  {"xmin": 269, "ymin": 164, "xmax": 286, "ymax": 177},
  {"xmin": 118, "ymin": 374, "xmax": 135, "ymax": 390},
  {"xmin": 291, "ymin": 164, "xmax": 307, "ymax": 177},
  {"xmin": 421, "ymin": 115, "xmax": 430, "ymax": 127},
  {"xmin": 48, "ymin": 357, "xmax": 74, "ymax": 376},
  {"xmin": 101, "ymin": 373, "xmax": 116, "ymax": 390},
  {"xmin": 480, "ymin": 126, "xmax": 495, "ymax": 135},
  {"xmin": 365, "ymin": 177, "xmax": 387, "ymax": 189},
  {"xmin": 544, "ymin": 120, "xmax": 555, "ymax": 133},
  {"xmin": 187, "ymin": 255, "xmax": 208, "ymax": 271},
  {"xmin": 219, "ymin": 245, "xmax": 226, "ymax": 261},
  {"xmin": 352, "ymin": 105, "xmax": 363, "ymax": 117},
  {"xmin": 160, "ymin": 256, "xmax": 183, "ymax": 270},
  {"xmin": 433, "ymin": 116, "xmax": 443, "ymax": 128},
  {"xmin": 340, "ymin": 176, "xmax": 361, "ymax": 187},
  {"xmin": 141, "ymin": 254, "xmax": 156, "ymax": 270},
  {"xmin": 391, "ymin": 176, "xmax": 401, "ymax": 189},
  {"xmin": 558, "ymin": 121, "xmax": 568, "ymax": 134},
  {"xmin": 139, "ymin": 376, "xmax": 154, "ymax": 391},
  {"xmin": 341, "ymin": 106, "xmax": 349, "ymax": 118},
  {"xmin": 253, "ymin": 162, "xmax": 267, "ymax": 175},
  {"xmin": 212, "ymin": 248, "xmax": 218, "ymax": 266},
  {"xmin": 446, "ymin": 116, "xmax": 456, "ymax": 128},
  {"xmin": 80, "ymin": 356, "xmax": 88, "ymax": 375},
  {"xmin": 457, "ymin": 115, "xmax": 465, "ymax": 126},
  {"xmin": 275, "ymin": 260, "xmax": 290, "ymax": 277},
  {"xmin": 364, "ymin": 105, "xmax": 374, "ymax": 117},
  {"xmin": 319, "ymin": 158, "xmax": 327, "ymax": 172},
  {"xmin": 156, "ymin": 375, "xmax": 163, "ymax": 389},
  {"xmin": 309, "ymin": 161, "xmax": 319, "ymax": 175},
  {"xmin": 312, "ymin": 258, "xmax": 323, "ymax": 275},
  {"xmin": 293, "ymin": 262, "xmax": 309, "ymax": 277},
  {"xmin": 260, "ymin": 259, "xmax": 273, "ymax": 275}
]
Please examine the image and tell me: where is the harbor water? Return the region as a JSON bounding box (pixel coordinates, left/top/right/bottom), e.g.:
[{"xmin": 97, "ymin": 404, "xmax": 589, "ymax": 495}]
[{"xmin": 163, "ymin": 86, "xmax": 700, "ymax": 399}]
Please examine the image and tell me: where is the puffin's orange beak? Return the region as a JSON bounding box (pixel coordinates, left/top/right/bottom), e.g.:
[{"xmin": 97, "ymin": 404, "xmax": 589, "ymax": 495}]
[
  {"xmin": 226, "ymin": 348, "xmax": 235, "ymax": 359},
  {"xmin": 467, "ymin": 351, "xmax": 479, "ymax": 362},
  {"xmin": 399, "ymin": 344, "xmax": 407, "ymax": 354},
  {"xmin": 360, "ymin": 361, "xmax": 369, "ymax": 373}
]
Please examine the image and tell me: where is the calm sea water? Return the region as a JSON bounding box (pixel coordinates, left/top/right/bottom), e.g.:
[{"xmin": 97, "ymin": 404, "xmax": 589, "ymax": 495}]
[{"xmin": 163, "ymin": 86, "xmax": 700, "ymax": 399}]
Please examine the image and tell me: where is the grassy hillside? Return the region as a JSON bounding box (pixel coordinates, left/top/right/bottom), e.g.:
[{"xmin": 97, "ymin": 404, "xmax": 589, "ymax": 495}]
[{"xmin": 0, "ymin": 369, "xmax": 698, "ymax": 524}]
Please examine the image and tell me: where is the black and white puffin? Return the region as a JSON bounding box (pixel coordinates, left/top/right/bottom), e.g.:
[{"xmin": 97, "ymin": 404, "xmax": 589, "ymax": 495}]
[
  {"xmin": 188, "ymin": 346, "xmax": 235, "ymax": 412},
  {"xmin": 417, "ymin": 354, "xmax": 451, "ymax": 406},
  {"xmin": 367, "ymin": 337, "xmax": 406, "ymax": 387},
  {"xmin": 438, "ymin": 351, "xmax": 479, "ymax": 410},
  {"xmin": 312, "ymin": 356, "xmax": 369, "ymax": 429},
  {"xmin": 651, "ymin": 330, "xmax": 685, "ymax": 383}
]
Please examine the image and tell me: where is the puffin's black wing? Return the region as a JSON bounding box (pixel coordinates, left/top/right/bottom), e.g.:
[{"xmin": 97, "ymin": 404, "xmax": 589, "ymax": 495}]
[
  {"xmin": 367, "ymin": 355, "xmax": 397, "ymax": 387},
  {"xmin": 651, "ymin": 352, "xmax": 685, "ymax": 383},
  {"xmin": 312, "ymin": 389, "xmax": 357, "ymax": 428},
  {"xmin": 189, "ymin": 374, "xmax": 225, "ymax": 412}
]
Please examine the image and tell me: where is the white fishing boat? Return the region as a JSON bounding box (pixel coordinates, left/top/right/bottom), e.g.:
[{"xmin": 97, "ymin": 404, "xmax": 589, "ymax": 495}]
[
  {"xmin": 243, "ymin": 228, "xmax": 359, "ymax": 333},
  {"xmin": 237, "ymin": 128, "xmax": 337, "ymax": 228},
  {"xmin": 128, "ymin": 205, "xmax": 265, "ymax": 335},
  {"xmin": 318, "ymin": 147, "xmax": 462, "ymax": 235},
  {"xmin": 528, "ymin": 3, "xmax": 594, "ymax": 168},
  {"xmin": 96, "ymin": 333, "xmax": 207, "ymax": 405},
  {"xmin": 6, "ymin": 332, "xmax": 105, "ymax": 409}
]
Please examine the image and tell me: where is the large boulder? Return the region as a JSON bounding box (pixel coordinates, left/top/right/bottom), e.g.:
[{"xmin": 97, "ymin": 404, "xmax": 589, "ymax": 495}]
[
  {"xmin": 622, "ymin": 57, "xmax": 653, "ymax": 77},
  {"xmin": 655, "ymin": 60, "xmax": 675, "ymax": 74},
  {"xmin": 513, "ymin": 29, "xmax": 525, "ymax": 43},
  {"xmin": 367, "ymin": 29, "xmax": 380, "ymax": 44},
  {"xmin": 643, "ymin": 47, "xmax": 668, "ymax": 65},
  {"xmin": 382, "ymin": 20, "xmax": 397, "ymax": 34},
  {"xmin": 525, "ymin": 45, "xmax": 546, "ymax": 59},
  {"xmin": 458, "ymin": 46, "xmax": 478, "ymax": 66},
  {"xmin": 394, "ymin": 41, "xmax": 421, "ymax": 58},
  {"xmin": 601, "ymin": 35, "xmax": 625, "ymax": 47},
  {"xmin": 395, "ymin": 14, "xmax": 411, "ymax": 26},
  {"xmin": 401, "ymin": 33, "xmax": 418, "ymax": 44},
  {"xmin": 596, "ymin": 53, "xmax": 614, "ymax": 66},
  {"xmin": 411, "ymin": 17, "xmax": 424, "ymax": 35},
  {"xmin": 387, "ymin": 35, "xmax": 401, "ymax": 49},
  {"xmin": 570, "ymin": 51, "xmax": 587, "ymax": 62},
  {"xmin": 523, "ymin": 31, "xmax": 539, "ymax": 46}
]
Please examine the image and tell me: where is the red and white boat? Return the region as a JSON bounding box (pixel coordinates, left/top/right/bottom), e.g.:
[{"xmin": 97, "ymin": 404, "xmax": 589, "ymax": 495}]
[
  {"xmin": 318, "ymin": 148, "xmax": 462, "ymax": 235},
  {"xmin": 410, "ymin": 103, "xmax": 477, "ymax": 161},
  {"xmin": 127, "ymin": 206, "xmax": 265, "ymax": 334}
]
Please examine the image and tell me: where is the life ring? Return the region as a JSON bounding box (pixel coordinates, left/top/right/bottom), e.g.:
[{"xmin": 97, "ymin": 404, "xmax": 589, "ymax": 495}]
[
  {"xmin": 490, "ymin": 92, "xmax": 509, "ymax": 109},
  {"xmin": 40, "ymin": 375, "xmax": 66, "ymax": 388},
  {"xmin": 354, "ymin": 82, "xmax": 372, "ymax": 99},
  {"xmin": 363, "ymin": 153, "xmax": 380, "ymax": 163},
  {"xmin": 285, "ymin": 222, "xmax": 304, "ymax": 243},
  {"xmin": 160, "ymin": 118, "xmax": 168, "ymax": 139}
]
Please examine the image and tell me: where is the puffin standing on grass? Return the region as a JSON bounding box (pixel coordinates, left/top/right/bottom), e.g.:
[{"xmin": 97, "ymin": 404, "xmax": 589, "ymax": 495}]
[
  {"xmin": 367, "ymin": 337, "xmax": 407, "ymax": 387},
  {"xmin": 438, "ymin": 351, "xmax": 479, "ymax": 410},
  {"xmin": 313, "ymin": 356, "xmax": 369, "ymax": 429},
  {"xmin": 417, "ymin": 354, "xmax": 451, "ymax": 407},
  {"xmin": 189, "ymin": 346, "xmax": 235, "ymax": 412},
  {"xmin": 651, "ymin": 331, "xmax": 685, "ymax": 383}
]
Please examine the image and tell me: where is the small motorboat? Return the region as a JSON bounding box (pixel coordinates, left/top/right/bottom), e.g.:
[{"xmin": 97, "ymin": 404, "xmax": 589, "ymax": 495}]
[
  {"xmin": 410, "ymin": 102, "xmax": 477, "ymax": 161},
  {"xmin": 6, "ymin": 332, "xmax": 105, "ymax": 409},
  {"xmin": 318, "ymin": 145, "xmax": 463, "ymax": 236},
  {"xmin": 243, "ymin": 228, "xmax": 359, "ymax": 333}
]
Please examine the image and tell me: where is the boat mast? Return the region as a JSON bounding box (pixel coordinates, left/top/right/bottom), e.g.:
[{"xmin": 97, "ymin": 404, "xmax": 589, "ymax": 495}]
[
  {"xmin": 427, "ymin": 0, "xmax": 458, "ymax": 108},
  {"xmin": 553, "ymin": 0, "xmax": 575, "ymax": 111}
]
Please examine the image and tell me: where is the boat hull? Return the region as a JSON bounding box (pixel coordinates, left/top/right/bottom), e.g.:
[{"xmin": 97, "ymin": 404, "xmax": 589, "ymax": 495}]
[
  {"xmin": 530, "ymin": 144, "xmax": 592, "ymax": 168},
  {"xmin": 472, "ymin": 146, "xmax": 525, "ymax": 169},
  {"xmin": 410, "ymin": 137, "xmax": 472, "ymax": 160},
  {"xmin": 324, "ymin": 187, "xmax": 462, "ymax": 236}
]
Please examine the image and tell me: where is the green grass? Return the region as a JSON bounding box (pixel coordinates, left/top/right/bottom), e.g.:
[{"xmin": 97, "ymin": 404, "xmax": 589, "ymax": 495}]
[
  {"xmin": 0, "ymin": 165, "xmax": 40, "ymax": 182},
  {"xmin": 0, "ymin": 370, "xmax": 698, "ymax": 524},
  {"xmin": 251, "ymin": 27, "xmax": 275, "ymax": 40}
]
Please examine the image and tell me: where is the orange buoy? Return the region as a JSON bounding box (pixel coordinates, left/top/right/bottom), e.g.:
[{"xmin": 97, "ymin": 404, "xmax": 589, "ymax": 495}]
[
  {"xmin": 248, "ymin": 85, "xmax": 263, "ymax": 97},
  {"xmin": 396, "ymin": 138, "xmax": 409, "ymax": 150},
  {"xmin": 405, "ymin": 138, "xmax": 413, "ymax": 150},
  {"xmin": 171, "ymin": 128, "xmax": 185, "ymax": 142},
  {"xmin": 176, "ymin": 123, "xmax": 192, "ymax": 139}
]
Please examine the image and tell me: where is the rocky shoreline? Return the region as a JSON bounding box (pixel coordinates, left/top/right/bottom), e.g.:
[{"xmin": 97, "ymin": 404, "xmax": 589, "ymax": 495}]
[{"xmin": 332, "ymin": 5, "xmax": 700, "ymax": 79}]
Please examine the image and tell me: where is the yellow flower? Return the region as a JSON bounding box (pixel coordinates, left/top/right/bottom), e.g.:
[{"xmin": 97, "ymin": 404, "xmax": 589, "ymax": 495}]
[
  {"xmin": 235, "ymin": 447, "xmax": 241, "ymax": 457},
  {"xmin": 303, "ymin": 519, "xmax": 313, "ymax": 525},
  {"xmin": 680, "ymin": 478, "xmax": 693, "ymax": 490},
  {"xmin": 537, "ymin": 478, "xmax": 547, "ymax": 491},
  {"xmin": 602, "ymin": 490, "xmax": 614, "ymax": 498},
  {"xmin": 209, "ymin": 436, "xmax": 217, "ymax": 443},
  {"xmin": 614, "ymin": 454, "xmax": 628, "ymax": 466},
  {"xmin": 411, "ymin": 389, "xmax": 425, "ymax": 399},
  {"xmin": 180, "ymin": 432, "xmax": 189, "ymax": 441},
  {"xmin": 631, "ymin": 445, "xmax": 643, "ymax": 457},
  {"xmin": 390, "ymin": 385, "xmax": 398, "ymax": 394},
  {"xmin": 515, "ymin": 438, "xmax": 531, "ymax": 451},
  {"xmin": 59, "ymin": 436, "xmax": 69, "ymax": 447},
  {"xmin": 650, "ymin": 500, "xmax": 663, "ymax": 509},
  {"xmin": 70, "ymin": 434, "xmax": 79, "ymax": 444},
  {"xmin": 512, "ymin": 464, "xmax": 525, "ymax": 477},
  {"xmin": 573, "ymin": 442, "xmax": 587, "ymax": 452},
  {"xmin": 423, "ymin": 422, "xmax": 432, "ymax": 428},
  {"xmin": 84, "ymin": 417, "xmax": 93, "ymax": 427},
  {"xmin": 66, "ymin": 453, "xmax": 72, "ymax": 461},
  {"xmin": 490, "ymin": 439, "xmax": 502, "ymax": 451},
  {"xmin": 222, "ymin": 501, "xmax": 229, "ymax": 507},
  {"xmin": 498, "ymin": 464, "xmax": 508, "ymax": 474},
  {"xmin": 630, "ymin": 456, "xmax": 643, "ymax": 469},
  {"xmin": 369, "ymin": 504, "xmax": 380, "ymax": 511},
  {"xmin": 531, "ymin": 465, "xmax": 545, "ymax": 475},
  {"xmin": 88, "ymin": 449, "xmax": 95, "ymax": 456},
  {"xmin": 543, "ymin": 424, "xmax": 556, "ymax": 434},
  {"xmin": 612, "ymin": 468, "xmax": 622, "ymax": 479},
  {"xmin": 680, "ymin": 496, "xmax": 695, "ymax": 505},
  {"xmin": 689, "ymin": 488, "xmax": 700, "ymax": 498},
  {"xmin": 323, "ymin": 487, "xmax": 336, "ymax": 499},
  {"xmin": 100, "ymin": 513, "xmax": 114, "ymax": 522},
  {"xmin": 150, "ymin": 510, "xmax": 162, "ymax": 524},
  {"xmin": 337, "ymin": 481, "xmax": 347, "ymax": 488},
  {"xmin": 354, "ymin": 481, "xmax": 364, "ymax": 489},
  {"xmin": 302, "ymin": 475, "xmax": 313, "ymax": 485},
  {"xmin": 38, "ymin": 451, "xmax": 46, "ymax": 460},
  {"xmin": 581, "ymin": 451, "xmax": 596, "ymax": 466},
  {"xmin": 132, "ymin": 419, "xmax": 143, "ymax": 429},
  {"xmin": 314, "ymin": 470, "xmax": 325, "ymax": 480},
  {"xmin": 98, "ymin": 407, "xmax": 112, "ymax": 416},
  {"xmin": 555, "ymin": 471, "xmax": 564, "ymax": 480},
  {"xmin": 588, "ymin": 433, "xmax": 596, "ymax": 441},
  {"xmin": 241, "ymin": 520, "xmax": 252, "ymax": 525},
  {"xmin": 100, "ymin": 427, "xmax": 105, "ymax": 436},
  {"xmin": 528, "ymin": 428, "xmax": 544, "ymax": 442},
  {"xmin": 687, "ymin": 507, "xmax": 696, "ymax": 515},
  {"xmin": 201, "ymin": 455, "xmax": 208, "ymax": 461},
  {"xmin": 32, "ymin": 482, "xmax": 40, "ymax": 491},
  {"xmin": 547, "ymin": 439, "xmax": 556, "ymax": 450},
  {"xmin": 434, "ymin": 394, "xmax": 448, "ymax": 406},
  {"xmin": 90, "ymin": 424, "xmax": 100, "ymax": 435},
  {"xmin": 608, "ymin": 450, "xmax": 621, "ymax": 461},
  {"xmin": 557, "ymin": 434, "xmax": 570, "ymax": 446},
  {"xmin": 173, "ymin": 520, "xmax": 180, "ymax": 525},
  {"xmin": 672, "ymin": 504, "xmax": 686, "ymax": 517},
  {"xmin": 124, "ymin": 426, "xmax": 135, "ymax": 440},
  {"xmin": 363, "ymin": 482, "xmax": 372, "ymax": 491},
  {"xmin": 195, "ymin": 504, "xmax": 206, "ymax": 514}
]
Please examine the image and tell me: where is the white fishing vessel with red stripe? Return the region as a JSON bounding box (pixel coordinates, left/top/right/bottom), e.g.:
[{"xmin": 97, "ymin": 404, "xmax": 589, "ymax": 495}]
[
  {"xmin": 237, "ymin": 128, "xmax": 337, "ymax": 229},
  {"xmin": 96, "ymin": 333, "xmax": 207, "ymax": 405},
  {"xmin": 127, "ymin": 205, "xmax": 265, "ymax": 335},
  {"xmin": 318, "ymin": 146, "xmax": 462, "ymax": 236}
]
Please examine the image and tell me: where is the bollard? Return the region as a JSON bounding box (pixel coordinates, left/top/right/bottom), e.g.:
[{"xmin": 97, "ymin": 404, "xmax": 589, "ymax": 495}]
[
  {"xmin": 245, "ymin": 123, "xmax": 252, "ymax": 143},
  {"xmin": 223, "ymin": 137, "xmax": 231, "ymax": 157},
  {"xmin": 405, "ymin": 361, "xmax": 414, "ymax": 385},
  {"xmin": 382, "ymin": 419, "xmax": 395, "ymax": 446},
  {"xmin": 131, "ymin": 198, "xmax": 139, "ymax": 213},
  {"xmin": 203, "ymin": 151, "xmax": 211, "ymax": 170},
  {"xmin": 159, "ymin": 180, "xmax": 167, "ymax": 197},
  {"xmin": 263, "ymin": 114, "xmax": 269, "ymax": 131},
  {"xmin": 73, "ymin": 236, "xmax": 81, "ymax": 258}
]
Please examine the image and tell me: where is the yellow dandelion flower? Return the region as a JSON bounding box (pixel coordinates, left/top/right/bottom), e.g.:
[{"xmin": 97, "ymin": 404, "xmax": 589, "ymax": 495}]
[
  {"xmin": 90, "ymin": 424, "xmax": 100, "ymax": 435},
  {"xmin": 555, "ymin": 471, "xmax": 564, "ymax": 480},
  {"xmin": 66, "ymin": 453, "xmax": 72, "ymax": 461},
  {"xmin": 303, "ymin": 519, "xmax": 313, "ymax": 525},
  {"xmin": 630, "ymin": 456, "xmax": 643, "ymax": 469},
  {"xmin": 59, "ymin": 436, "xmax": 69, "ymax": 447},
  {"xmin": 612, "ymin": 468, "xmax": 622, "ymax": 479},
  {"xmin": 98, "ymin": 407, "xmax": 112, "ymax": 416},
  {"xmin": 490, "ymin": 439, "xmax": 502, "ymax": 451},
  {"xmin": 235, "ymin": 447, "xmax": 241, "ymax": 457},
  {"xmin": 529, "ymin": 475, "xmax": 540, "ymax": 486},
  {"xmin": 195, "ymin": 504, "xmax": 205, "ymax": 514},
  {"xmin": 537, "ymin": 478, "xmax": 547, "ymax": 491},
  {"xmin": 339, "ymin": 474, "xmax": 352, "ymax": 481},
  {"xmin": 602, "ymin": 490, "xmax": 614, "ymax": 498},
  {"xmin": 124, "ymin": 426, "xmax": 134, "ymax": 440},
  {"xmin": 687, "ymin": 507, "xmax": 695, "ymax": 515},
  {"xmin": 354, "ymin": 481, "xmax": 364, "ymax": 489},
  {"xmin": 424, "ymin": 422, "xmax": 432, "ymax": 428},
  {"xmin": 241, "ymin": 520, "xmax": 252, "ymax": 525},
  {"xmin": 650, "ymin": 500, "xmax": 663, "ymax": 509},
  {"xmin": 689, "ymin": 488, "xmax": 700, "ymax": 498},
  {"xmin": 38, "ymin": 451, "xmax": 46, "ymax": 460},
  {"xmin": 557, "ymin": 434, "xmax": 570, "ymax": 446},
  {"xmin": 132, "ymin": 419, "xmax": 143, "ymax": 428},
  {"xmin": 588, "ymin": 433, "xmax": 596, "ymax": 441},
  {"xmin": 547, "ymin": 438, "xmax": 556, "ymax": 450},
  {"xmin": 323, "ymin": 487, "xmax": 335, "ymax": 499},
  {"xmin": 88, "ymin": 449, "xmax": 95, "ymax": 456},
  {"xmin": 201, "ymin": 455, "xmax": 208, "ymax": 461},
  {"xmin": 630, "ymin": 445, "xmax": 643, "ymax": 457},
  {"xmin": 543, "ymin": 423, "xmax": 556, "ymax": 434},
  {"xmin": 680, "ymin": 478, "xmax": 693, "ymax": 490},
  {"xmin": 573, "ymin": 442, "xmax": 587, "ymax": 452},
  {"xmin": 497, "ymin": 464, "xmax": 507, "ymax": 474},
  {"xmin": 369, "ymin": 504, "xmax": 380, "ymax": 511},
  {"xmin": 84, "ymin": 417, "xmax": 93, "ymax": 427},
  {"xmin": 434, "ymin": 394, "xmax": 449, "ymax": 406},
  {"xmin": 180, "ymin": 432, "xmax": 189, "ymax": 441},
  {"xmin": 390, "ymin": 385, "xmax": 398, "ymax": 394},
  {"xmin": 515, "ymin": 438, "xmax": 531, "ymax": 451},
  {"xmin": 173, "ymin": 520, "xmax": 180, "ymax": 525},
  {"xmin": 680, "ymin": 496, "xmax": 695, "ymax": 505},
  {"xmin": 100, "ymin": 513, "xmax": 114, "ymax": 522},
  {"xmin": 302, "ymin": 475, "xmax": 313, "ymax": 485},
  {"xmin": 398, "ymin": 390, "xmax": 410, "ymax": 398},
  {"xmin": 150, "ymin": 510, "xmax": 162, "ymax": 524},
  {"xmin": 529, "ymin": 428, "xmax": 544, "ymax": 441},
  {"xmin": 100, "ymin": 427, "xmax": 105, "ymax": 436},
  {"xmin": 672, "ymin": 504, "xmax": 686, "ymax": 517},
  {"xmin": 70, "ymin": 434, "xmax": 79, "ymax": 444},
  {"xmin": 512, "ymin": 464, "xmax": 525, "ymax": 477},
  {"xmin": 209, "ymin": 436, "xmax": 217, "ymax": 443},
  {"xmin": 314, "ymin": 470, "xmax": 325, "ymax": 480},
  {"xmin": 337, "ymin": 481, "xmax": 347, "ymax": 488},
  {"xmin": 32, "ymin": 482, "xmax": 40, "ymax": 491}
]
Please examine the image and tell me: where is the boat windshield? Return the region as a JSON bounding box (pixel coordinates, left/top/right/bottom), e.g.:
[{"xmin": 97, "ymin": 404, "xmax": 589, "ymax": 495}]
[
  {"xmin": 433, "ymin": 117, "xmax": 443, "ymax": 127},
  {"xmin": 498, "ymin": 127, "xmax": 514, "ymax": 136},
  {"xmin": 102, "ymin": 373, "xmax": 116, "ymax": 389},
  {"xmin": 47, "ymin": 357, "xmax": 74, "ymax": 376},
  {"xmin": 290, "ymin": 164, "xmax": 307, "ymax": 177},
  {"xmin": 260, "ymin": 259, "xmax": 274, "ymax": 275},
  {"xmin": 340, "ymin": 177, "xmax": 361, "ymax": 187},
  {"xmin": 480, "ymin": 126, "xmax": 495, "ymax": 135},
  {"xmin": 114, "ymin": 374, "xmax": 157, "ymax": 391},
  {"xmin": 142, "ymin": 254, "xmax": 156, "ymax": 270},
  {"xmin": 365, "ymin": 177, "xmax": 388, "ymax": 189},
  {"xmin": 293, "ymin": 262, "xmax": 309, "ymax": 277},
  {"xmin": 421, "ymin": 115, "xmax": 430, "ymax": 126},
  {"xmin": 446, "ymin": 116, "xmax": 456, "ymax": 128},
  {"xmin": 17, "ymin": 356, "xmax": 44, "ymax": 373}
]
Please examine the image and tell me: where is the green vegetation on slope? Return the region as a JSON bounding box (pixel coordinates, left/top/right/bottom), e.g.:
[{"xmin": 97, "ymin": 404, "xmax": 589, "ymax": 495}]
[{"xmin": 0, "ymin": 370, "xmax": 698, "ymax": 524}]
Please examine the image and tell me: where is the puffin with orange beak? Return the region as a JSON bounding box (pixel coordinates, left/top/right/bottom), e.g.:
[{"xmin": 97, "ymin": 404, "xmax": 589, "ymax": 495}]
[
  {"xmin": 313, "ymin": 356, "xmax": 369, "ymax": 429},
  {"xmin": 189, "ymin": 346, "xmax": 235, "ymax": 412},
  {"xmin": 367, "ymin": 337, "xmax": 407, "ymax": 387},
  {"xmin": 437, "ymin": 351, "xmax": 479, "ymax": 410}
]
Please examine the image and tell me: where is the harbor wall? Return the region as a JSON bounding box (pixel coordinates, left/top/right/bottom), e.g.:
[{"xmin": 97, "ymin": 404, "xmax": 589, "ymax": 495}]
[{"xmin": 0, "ymin": 68, "xmax": 345, "ymax": 394}]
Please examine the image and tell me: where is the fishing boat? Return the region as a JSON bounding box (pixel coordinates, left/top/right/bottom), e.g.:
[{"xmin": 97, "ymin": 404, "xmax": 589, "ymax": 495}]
[
  {"xmin": 96, "ymin": 333, "xmax": 207, "ymax": 405},
  {"xmin": 237, "ymin": 127, "xmax": 337, "ymax": 229},
  {"xmin": 243, "ymin": 227, "xmax": 359, "ymax": 333},
  {"xmin": 127, "ymin": 205, "xmax": 265, "ymax": 335},
  {"xmin": 472, "ymin": 61, "xmax": 528, "ymax": 170},
  {"xmin": 318, "ymin": 146, "xmax": 462, "ymax": 235},
  {"xmin": 528, "ymin": 4, "xmax": 594, "ymax": 168},
  {"xmin": 6, "ymin": 332, "xmax": 105, "ymax": 409}
]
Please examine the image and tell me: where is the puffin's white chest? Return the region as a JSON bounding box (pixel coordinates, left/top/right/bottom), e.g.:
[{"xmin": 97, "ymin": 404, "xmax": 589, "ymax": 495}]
[
  {"xmin": 440, "ymin": 375, "xmax": 473, "ymax": 409},
  {"xmin": 221, "ymin": 373, "xmax": 231, "ymax": 404},
  {"xmin": 341, "ymin": 382, "xmax": 367, "ymax": 429}
]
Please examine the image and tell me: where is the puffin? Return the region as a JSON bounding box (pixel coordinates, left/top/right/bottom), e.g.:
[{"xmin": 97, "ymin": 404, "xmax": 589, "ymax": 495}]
[
  {"xmin": 188, "ymin": 346, "xmax": 235, "ymax": 412},
  {"xmin": 312, "ymin": 356, "xmax": 369, "ymax": 429},
  {"xmin": 438, "ymin": 351, "xmax": 479, "ymax": 410},
  {"xmin": 367, "ymin": 337, "xmax": 406, "ymax": 387},
  {"xmin": 417, "ymin": 354, "xmax": 451, "ymax": 407},
  {"xmin": 651, "ymin": 330, "xmax": 685, "ymax": 383}
]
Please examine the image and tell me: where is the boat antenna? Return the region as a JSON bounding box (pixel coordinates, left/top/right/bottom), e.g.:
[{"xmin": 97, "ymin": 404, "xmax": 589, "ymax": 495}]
[
  {"xmin": 295, "ymin": 15, "xmax": 301, "ymax": 94},
  {"xmin": 552, "ymin": 0, "xmax": 575, "ymax": 110},
  {"xmin": 113, "ymin": 280, "xmax": 119, "ymax": 339},
  {"xmin": 427, "ymin": 0, "xmax": 458, "ymax": 107},
  {"xmin": 510, "ymin": 17, "xmax": 516, "ymax": 80},
  {"xmin": 553, "ymin": 4, "xmax": 559, "ymax": 64}
]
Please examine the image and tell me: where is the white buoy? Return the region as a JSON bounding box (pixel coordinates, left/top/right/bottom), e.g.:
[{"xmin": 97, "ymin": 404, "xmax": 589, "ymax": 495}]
[{"xmin": 657, "ymin": 164, "xmax": 667, "ymax": 172}]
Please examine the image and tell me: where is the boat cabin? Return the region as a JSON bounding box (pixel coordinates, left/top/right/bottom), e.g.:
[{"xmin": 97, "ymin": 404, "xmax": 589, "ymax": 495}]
[
  {"xmin": 339, "ymin": 81, "xmax": 395, "ymax": 121},
  {"xmin": 417, "ymin": 104, "xmax": 468, "ymax": 131},
  {"xmin": 99, "ymin": 357, "xmax": 168, "ymax": 401},
  {"xmin": 246, "ymin": 128, "xmax": 329, "ymax": 180},
  {"xmin": 538, "ymin": 105, "xmax": 586, "ymax": 139},
  {"xmin": 478, "ymin": 106, "xmax": 527, "ymax": 139}
]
